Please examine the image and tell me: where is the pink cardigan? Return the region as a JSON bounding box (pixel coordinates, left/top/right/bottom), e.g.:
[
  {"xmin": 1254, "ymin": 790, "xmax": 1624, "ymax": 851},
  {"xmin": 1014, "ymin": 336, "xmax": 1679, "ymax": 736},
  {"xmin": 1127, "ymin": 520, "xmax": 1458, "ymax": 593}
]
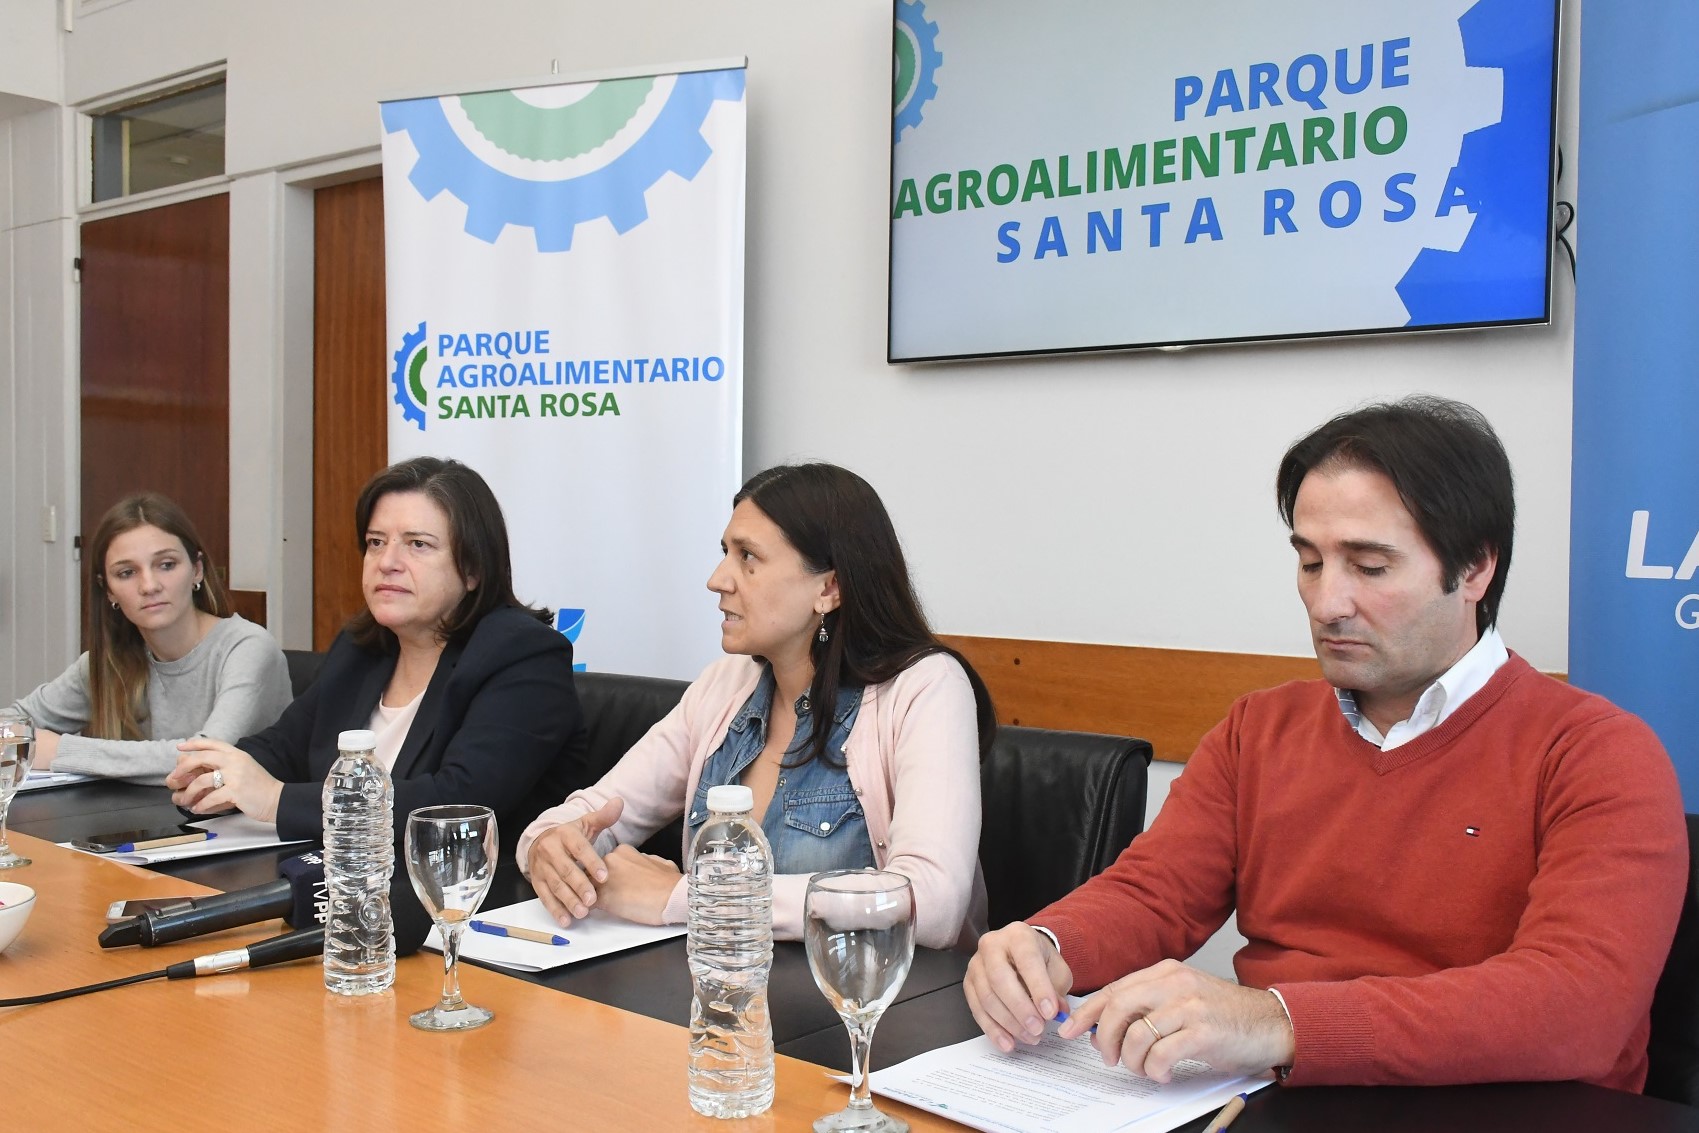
[{"xmin": 518, "ymin": 652, "xmax": 987, "ymax": 950}]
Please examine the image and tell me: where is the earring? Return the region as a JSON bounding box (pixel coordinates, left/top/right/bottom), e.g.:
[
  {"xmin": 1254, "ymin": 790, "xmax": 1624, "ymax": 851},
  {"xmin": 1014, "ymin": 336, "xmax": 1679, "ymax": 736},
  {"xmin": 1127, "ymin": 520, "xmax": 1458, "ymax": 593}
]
[
  {"xmin": 111, "ymin": 601, "xmax": 120, "ymax": 610},
  {"xmin": 194, "ymin": 580, "xmax": 202, "ymax": 593},
  {"xmin": 817, "ymin": 616, "xmax": 830, "ymax": 644}
]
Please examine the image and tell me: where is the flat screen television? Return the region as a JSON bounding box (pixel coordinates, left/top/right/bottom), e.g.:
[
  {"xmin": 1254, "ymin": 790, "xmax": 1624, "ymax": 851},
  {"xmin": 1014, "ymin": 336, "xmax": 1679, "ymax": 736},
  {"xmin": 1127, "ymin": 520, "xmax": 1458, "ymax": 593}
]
[{"xmin": 888, "ymin": 0, "xmax": 1561, "ymax": 362}]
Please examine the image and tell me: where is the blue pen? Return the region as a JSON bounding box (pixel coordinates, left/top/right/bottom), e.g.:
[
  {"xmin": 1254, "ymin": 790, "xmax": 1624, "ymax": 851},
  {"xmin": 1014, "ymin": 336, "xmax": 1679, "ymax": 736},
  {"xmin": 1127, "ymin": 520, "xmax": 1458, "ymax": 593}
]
[
  {"xmin": 1051, "ymin": 1007, "xmax": 1098, "ymax": 1035},
  {"xmin": 115, "ymin": 830, "xmax": 217, "ymax": 853},
  {"xmin": 469, "ymin": 919, "xmax": 569, "ymax": 946}
]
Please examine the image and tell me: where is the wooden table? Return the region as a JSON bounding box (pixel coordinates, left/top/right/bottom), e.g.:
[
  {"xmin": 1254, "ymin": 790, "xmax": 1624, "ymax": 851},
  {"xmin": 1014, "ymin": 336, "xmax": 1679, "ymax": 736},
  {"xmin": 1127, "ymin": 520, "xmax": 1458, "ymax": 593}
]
[
  {"xmin": 9, "ymin": 789, "xmax": 1699, "ymax": 1133},
  {"xmin": 0, "ymin": 833, "xmax": 956, "ymax": 1132}
]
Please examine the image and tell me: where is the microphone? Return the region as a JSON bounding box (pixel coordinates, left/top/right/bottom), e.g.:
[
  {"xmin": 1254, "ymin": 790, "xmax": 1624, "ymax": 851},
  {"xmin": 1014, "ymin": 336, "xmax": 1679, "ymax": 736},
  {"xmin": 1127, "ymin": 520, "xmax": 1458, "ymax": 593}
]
[
  {"xmin": 164, "ymin": 926, "xmax": 326, "ymax": 980},
  {"xmin": 99, "ymin": 849, "xmax": 433, "ymax": 957},
  {"xmin": 280, "ymin": 850, "xmax": 330, "ymax": 929},
  {"xmin": 99, "ymin": 852, "xmax": 326, "ymax": 949}
]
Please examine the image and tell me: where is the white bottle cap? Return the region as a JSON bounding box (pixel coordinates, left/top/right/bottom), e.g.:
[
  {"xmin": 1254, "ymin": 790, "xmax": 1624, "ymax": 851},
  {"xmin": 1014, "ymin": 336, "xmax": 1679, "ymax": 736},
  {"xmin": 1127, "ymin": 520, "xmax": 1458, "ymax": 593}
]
[
  {"xmin": 338, "ymin": 729, "xmax": 377, "ymax": 752},
  {"xmin": 705, "ymin": 785, "xmax": 755, "ymax": 814}
]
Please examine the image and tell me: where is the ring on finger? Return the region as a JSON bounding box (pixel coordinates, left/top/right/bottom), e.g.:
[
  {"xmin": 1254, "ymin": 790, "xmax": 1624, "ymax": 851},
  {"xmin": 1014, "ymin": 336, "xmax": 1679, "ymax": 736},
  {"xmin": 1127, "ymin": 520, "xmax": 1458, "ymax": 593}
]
[
  {"xmin": 1141, "ymin": 1016, "xmax": 1164, "ymax": 1042},
  {"xmin": 210, "ymin": 768, "xmax": 225, "ymax": 791}
]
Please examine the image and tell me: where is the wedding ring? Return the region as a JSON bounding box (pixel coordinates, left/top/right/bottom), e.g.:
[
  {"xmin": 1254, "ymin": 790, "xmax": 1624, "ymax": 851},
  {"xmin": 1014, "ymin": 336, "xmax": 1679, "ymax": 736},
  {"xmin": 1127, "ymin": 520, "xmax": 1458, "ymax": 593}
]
[
  {"xmin": 211, "ymin": 769, "xmax": 225, "ymax": 790},
  {"xmin": 1141, "ymin": 1016, "xmax": 1163, "ymax": 1042}
]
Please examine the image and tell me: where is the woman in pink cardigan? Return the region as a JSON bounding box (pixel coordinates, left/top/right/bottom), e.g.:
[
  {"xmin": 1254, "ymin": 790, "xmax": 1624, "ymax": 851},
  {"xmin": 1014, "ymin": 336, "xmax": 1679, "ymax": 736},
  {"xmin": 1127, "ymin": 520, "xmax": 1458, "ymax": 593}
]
[{"xmin": 518, "ymin": 463, "xmax": 995, "ymax": 950}]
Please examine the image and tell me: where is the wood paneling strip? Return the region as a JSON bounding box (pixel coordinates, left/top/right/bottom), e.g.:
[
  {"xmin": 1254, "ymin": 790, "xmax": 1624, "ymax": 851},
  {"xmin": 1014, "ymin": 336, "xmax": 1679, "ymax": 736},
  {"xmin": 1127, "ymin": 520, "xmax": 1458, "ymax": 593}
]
[
  {"xmin": 940, "ymin": 635, "xmax": 1321, "ymax": 763},
  {"xmin": 312, "ymin": 177, "xmax": 389, "ymax": 649},
  {"xmin": 226, "ymin": 589, "xmax": 267, "ymax": 628},
  {"xmin": 79, "ymin": 193, "xmax": 230, "ymax": 644}
]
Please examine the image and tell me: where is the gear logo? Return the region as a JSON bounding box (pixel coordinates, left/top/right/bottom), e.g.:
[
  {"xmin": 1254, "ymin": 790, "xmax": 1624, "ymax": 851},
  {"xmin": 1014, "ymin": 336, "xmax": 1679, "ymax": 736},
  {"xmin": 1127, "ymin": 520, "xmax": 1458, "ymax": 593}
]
[
  {"xmin": 555, "ymin": 607, "xmax": 589, "ymax": 672},
  {"xmin": 381, "ymin": 68, "xmax": 745, "ymax": 252},
  {"xmin": 893, "ymin": 0, "xmax": 943, "ymax": 143},
  {"xmin": 391, "ymin": 321, "xmax": 430, "ymax": 431}
]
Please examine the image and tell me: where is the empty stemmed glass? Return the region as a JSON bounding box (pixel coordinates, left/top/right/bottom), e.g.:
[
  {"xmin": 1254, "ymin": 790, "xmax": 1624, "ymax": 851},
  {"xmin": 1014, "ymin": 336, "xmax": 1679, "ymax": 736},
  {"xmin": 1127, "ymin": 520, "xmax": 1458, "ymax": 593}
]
[
  {"xmin": 804, "ymin": 870, "xmax": 917, "ymax": 1133},
  {"xmin": 0, "ymin": 710, "xmax": 36, "ymax": 869},
  {"xmin": 405, "ymin": 804, "xmax": 497, "ymax": 1031}
]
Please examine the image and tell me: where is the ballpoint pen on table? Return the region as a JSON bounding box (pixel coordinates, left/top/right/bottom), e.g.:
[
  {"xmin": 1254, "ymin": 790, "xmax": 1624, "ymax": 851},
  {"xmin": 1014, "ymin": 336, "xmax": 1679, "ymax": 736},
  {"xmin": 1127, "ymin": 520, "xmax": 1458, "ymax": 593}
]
[
  {"xmin": 469, "ymin": 920, "xmax": 570, "ymax": 946},
  {"xmin": 117, "ymin": 832, "xmax": 217, "ymax": 853},
  {"xmin": 1208, "ymin": 1092, "xmax": 1249, "ymax": 1131}
]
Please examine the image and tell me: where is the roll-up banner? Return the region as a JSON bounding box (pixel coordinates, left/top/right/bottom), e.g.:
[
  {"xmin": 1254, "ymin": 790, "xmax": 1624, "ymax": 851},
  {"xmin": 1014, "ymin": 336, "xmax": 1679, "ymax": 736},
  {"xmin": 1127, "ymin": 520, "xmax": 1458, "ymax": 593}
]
[
  {"xmin": 1571, "ymin": 7, "xmax": 1699, "ymax": 803},
  {"xmin": 381, "ymin": 64, "xmax": 747, "ymax": 679}
]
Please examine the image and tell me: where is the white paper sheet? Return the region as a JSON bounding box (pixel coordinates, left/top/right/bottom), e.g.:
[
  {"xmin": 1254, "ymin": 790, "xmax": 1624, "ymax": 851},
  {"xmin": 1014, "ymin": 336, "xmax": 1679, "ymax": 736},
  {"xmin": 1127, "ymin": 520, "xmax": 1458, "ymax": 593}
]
[
  {"xmin": 60, "ymin": 813, "xmax": 309, "ymax": 864},
  {"xmin": 18, "ymin": 770, "xmax": 95, "ymax": 792},
  {"xmin": 865, "ymin": 1030, "xmax": 1272, "ymax": 1133},
  {"xmin": 427, "ymin": 897, "xmax": 686, "ymax": 972}
]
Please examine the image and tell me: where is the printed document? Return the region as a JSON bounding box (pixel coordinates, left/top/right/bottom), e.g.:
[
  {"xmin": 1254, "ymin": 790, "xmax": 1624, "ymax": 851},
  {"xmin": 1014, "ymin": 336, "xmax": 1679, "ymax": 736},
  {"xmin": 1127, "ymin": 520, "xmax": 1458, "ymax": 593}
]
[{"xmin": 867, "ymin": 1030, "xmax": 1271, "ymax": 1133}]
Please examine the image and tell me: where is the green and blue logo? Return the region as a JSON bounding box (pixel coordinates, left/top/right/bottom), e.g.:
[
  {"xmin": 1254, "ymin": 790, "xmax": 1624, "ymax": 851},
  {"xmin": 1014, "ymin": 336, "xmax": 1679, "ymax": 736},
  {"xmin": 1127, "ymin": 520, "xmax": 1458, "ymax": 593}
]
[
  {"xmin": 381, "ymin": 68, "xmax": 746, "ymax": 252},
  {"xmin": 391, "ymin": 321, "xmax": 430, "ymax": 431},
  {"xmin": 894, "ymin": 0, "xmax": 943, "ymax": 143}
]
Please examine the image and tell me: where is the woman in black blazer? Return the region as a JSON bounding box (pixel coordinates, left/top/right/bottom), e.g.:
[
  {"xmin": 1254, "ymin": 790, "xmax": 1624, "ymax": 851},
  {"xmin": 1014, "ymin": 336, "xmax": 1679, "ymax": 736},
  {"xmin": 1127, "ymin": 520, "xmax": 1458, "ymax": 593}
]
[{"xmin": 166, "ymin": 458, "xmax": 587, "ymax": 845}]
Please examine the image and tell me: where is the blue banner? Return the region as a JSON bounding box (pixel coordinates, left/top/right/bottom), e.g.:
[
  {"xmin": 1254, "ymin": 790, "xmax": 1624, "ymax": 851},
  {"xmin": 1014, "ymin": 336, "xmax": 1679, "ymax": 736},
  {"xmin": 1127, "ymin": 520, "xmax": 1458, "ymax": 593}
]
[{"xmin": 1571, "ymin": 3, "xmax": 1699, "ymax": 806}]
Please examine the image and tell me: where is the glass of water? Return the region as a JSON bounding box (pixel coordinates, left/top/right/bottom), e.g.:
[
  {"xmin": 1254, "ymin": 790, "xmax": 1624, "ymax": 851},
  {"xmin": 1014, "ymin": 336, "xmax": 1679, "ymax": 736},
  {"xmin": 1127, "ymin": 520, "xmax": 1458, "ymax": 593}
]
[
  {"xmin": 804, "ymin": 870, "xmax": 917, "ymax": 1133},
  {"xmin": 404, "ymin": 804, "xmax": 497, "ymax": 1031},
  {"xmin": 0, "ymin": 709, "xmax": 35, "ymax": 869}
]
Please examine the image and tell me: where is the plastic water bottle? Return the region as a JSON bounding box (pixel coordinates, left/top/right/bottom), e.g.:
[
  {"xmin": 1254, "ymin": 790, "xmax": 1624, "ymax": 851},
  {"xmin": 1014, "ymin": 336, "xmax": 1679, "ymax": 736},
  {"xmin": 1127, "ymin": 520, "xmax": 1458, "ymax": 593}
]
[
  {"xmin": 322, "ymin": 728, "xmax": 395, "ymax": 994},
  {"xmin": 687, "ymin": 784, "xmax": 775, "ymax": 1118}
]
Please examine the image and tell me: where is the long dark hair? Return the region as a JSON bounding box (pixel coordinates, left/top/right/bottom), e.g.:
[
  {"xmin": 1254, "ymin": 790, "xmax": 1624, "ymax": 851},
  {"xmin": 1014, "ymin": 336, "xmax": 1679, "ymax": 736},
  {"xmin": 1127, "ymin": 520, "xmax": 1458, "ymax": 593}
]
[
  {"xmin": 346, "ymin": 457, "xmax": 548, "ymax": 651},
  {"xmin": 1275, "ymin": 395, "xmax": 1514, "ymax": 634},
  {"xmin": 735, "ymin": 463, "xmax": 996, "ymax": 766},
  {"xmin": 87, "ymin": 493, "xmax": 229, "ymax": 739}
]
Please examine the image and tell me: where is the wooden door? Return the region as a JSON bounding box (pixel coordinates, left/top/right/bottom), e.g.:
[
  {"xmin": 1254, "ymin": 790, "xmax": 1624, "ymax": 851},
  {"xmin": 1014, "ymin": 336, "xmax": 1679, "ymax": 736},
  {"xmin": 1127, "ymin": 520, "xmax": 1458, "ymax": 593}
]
[
  {"xmin": 311, "ymin": 178, "xmax": 389, "ymax": 649},
  {"xmin": 79, "ymin": 193, "xmax": 230, "ymax": 637}
]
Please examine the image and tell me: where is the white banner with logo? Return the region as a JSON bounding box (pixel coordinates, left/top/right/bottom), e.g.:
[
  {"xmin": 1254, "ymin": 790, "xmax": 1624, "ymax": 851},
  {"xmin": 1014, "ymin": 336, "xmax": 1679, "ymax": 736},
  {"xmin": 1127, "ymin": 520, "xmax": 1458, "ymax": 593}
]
[{"xmin": 380, "ymin": 65, "xmax": 746, "ymax": 679}]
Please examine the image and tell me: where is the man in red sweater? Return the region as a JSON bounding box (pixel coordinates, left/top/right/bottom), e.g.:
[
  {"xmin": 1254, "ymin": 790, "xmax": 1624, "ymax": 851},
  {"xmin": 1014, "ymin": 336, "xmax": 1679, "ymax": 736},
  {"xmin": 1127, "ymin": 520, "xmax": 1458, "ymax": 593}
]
[{"xmin": 965, "ymin": 396, "xmax": 1687, "ymax": 1091}]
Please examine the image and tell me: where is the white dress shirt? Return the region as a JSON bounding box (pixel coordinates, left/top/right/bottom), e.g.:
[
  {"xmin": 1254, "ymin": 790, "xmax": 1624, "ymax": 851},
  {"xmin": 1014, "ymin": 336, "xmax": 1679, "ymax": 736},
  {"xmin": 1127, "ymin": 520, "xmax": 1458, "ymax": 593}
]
[{"xmin": 1334, "ymin": 626, "xmax": 1510, "ymax": 751}]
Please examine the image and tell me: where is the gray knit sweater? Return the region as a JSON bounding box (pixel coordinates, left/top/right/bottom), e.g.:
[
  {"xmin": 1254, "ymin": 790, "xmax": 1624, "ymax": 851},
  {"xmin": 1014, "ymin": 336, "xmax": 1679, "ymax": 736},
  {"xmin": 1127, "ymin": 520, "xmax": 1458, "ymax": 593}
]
[{"xmin": 12, "ymin": 614, "xmax": 294, "ymax": 783}]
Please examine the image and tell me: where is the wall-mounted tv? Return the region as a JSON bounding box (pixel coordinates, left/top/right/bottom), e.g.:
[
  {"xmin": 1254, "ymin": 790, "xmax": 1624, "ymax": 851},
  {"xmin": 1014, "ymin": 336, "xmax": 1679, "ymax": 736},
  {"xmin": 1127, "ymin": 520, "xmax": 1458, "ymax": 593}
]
[{"xmin": 888, "ymin": 0, "xmax": 1560, "ymax": 362}]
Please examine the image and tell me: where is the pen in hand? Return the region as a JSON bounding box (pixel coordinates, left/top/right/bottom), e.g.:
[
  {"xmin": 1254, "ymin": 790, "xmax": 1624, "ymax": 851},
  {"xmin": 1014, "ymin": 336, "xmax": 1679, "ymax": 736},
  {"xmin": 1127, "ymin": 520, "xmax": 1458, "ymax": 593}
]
[
  {"xmin": 470, "ymin": 920, "xmax": 570, "ymax": 946},
  {"xmin": 1051, "ymin": 1007, "xmax": 1098, "ymax": 1035}
]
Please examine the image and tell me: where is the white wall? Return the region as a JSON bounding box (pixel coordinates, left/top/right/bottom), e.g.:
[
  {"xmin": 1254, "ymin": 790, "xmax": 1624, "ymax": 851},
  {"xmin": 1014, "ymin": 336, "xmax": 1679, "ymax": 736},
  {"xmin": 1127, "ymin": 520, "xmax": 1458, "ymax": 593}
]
[
  {"xmin": 3, "ymin": 1, "xmax": 1581, "ymax": 703},
  {"xmin": 0, "ymin": 99, "xmax": 78, "ymax": 702}
]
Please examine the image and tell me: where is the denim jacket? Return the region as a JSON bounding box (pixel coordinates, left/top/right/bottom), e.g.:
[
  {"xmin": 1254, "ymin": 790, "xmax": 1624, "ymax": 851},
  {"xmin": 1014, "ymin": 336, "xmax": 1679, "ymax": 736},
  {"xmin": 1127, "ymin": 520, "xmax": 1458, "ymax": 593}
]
[{"xmin": 686, "ymin": 665, "xmax": 876, "ymax": 876}]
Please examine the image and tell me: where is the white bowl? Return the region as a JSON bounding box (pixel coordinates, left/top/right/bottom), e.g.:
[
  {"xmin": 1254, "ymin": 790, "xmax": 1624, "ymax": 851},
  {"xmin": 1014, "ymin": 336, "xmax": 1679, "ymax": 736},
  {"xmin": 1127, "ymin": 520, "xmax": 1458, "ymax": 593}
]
[{"xmin": 0, "ymin": 881, "xmax": 36, "ymax": 953}]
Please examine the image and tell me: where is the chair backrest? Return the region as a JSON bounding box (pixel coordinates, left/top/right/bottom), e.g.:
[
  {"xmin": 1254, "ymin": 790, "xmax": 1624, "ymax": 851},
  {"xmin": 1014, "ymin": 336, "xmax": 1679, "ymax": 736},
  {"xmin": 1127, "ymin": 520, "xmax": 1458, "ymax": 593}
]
[
  {"xmin": 979, "ymin": 725, "xmax": 1153, "ymax": 930},
  {"xmin": 574, "ymin": 671, "xmax": 691, "ymax": 781},
  {"xmin": 573, "ymin": 670, "xmax": 691, "ymax": 864},
  {"xmin": 1645, "ymin": 812, "xmax": 1699, "ymax": 1105},
  {"xmin": 283, "ymin": 649, "xmax": 327, "ymax": 698}
]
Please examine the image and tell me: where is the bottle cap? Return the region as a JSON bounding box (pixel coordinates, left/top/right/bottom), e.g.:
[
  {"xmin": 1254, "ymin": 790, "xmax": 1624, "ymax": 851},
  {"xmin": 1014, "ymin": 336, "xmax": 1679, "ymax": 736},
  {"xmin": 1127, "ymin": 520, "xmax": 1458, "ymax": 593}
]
[
  {"xmin": 705, "ymin": 785, "xmax": 755, "ymax": 814},
  {"xmin": 337, "ymin": 729, "xmax": 378, "ymax": 752}
]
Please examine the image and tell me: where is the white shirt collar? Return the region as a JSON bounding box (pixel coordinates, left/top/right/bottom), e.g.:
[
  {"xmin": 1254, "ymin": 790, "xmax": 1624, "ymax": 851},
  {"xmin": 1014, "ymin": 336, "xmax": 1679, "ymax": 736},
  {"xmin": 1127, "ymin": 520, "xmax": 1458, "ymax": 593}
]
[{"xmin": 1335, "ymin": 626, "xmax": 1510, "ymax": 751}]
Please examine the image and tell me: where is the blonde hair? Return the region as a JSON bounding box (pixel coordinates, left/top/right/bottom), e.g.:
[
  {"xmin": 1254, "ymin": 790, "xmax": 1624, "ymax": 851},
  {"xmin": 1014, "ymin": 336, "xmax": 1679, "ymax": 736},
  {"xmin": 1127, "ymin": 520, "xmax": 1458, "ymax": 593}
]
[{"xmin": 86, "ymin": 494, "xmax": 227, "ymax": 739}]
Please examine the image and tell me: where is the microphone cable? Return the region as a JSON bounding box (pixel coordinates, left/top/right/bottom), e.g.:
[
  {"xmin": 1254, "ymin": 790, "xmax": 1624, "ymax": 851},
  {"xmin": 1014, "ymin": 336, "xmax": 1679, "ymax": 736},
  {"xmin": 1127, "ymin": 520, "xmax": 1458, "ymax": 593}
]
[
  {"xmin": 0, "ymin": 967, "xmax": 170, "ymax": 1007},
  {"xmin": 0, "ymin": 927, "xmax": 326, "ymax": 1008}
]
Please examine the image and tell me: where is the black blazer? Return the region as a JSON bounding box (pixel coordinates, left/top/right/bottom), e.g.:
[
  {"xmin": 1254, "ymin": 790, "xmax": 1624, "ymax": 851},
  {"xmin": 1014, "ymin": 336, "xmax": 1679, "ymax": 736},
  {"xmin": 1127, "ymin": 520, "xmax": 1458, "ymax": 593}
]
[{"xmin": 240, "ymin": 607, "xmax": 588, "ymax": 849}]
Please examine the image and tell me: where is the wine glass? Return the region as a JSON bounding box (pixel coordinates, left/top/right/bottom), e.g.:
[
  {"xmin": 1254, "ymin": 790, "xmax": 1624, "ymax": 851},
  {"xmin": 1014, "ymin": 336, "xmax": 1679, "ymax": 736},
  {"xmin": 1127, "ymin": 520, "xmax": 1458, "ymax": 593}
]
[
  {"xmin": 405, "ymin": 804, "xmax": 497, "ymax": 1031},
  {"xmin": 804, "ymin": 869, "xmax": 917, "ymax": 1133},
  {"xmin": 0, "ymin": 710, "xmax": 36, "ymax": 869}
]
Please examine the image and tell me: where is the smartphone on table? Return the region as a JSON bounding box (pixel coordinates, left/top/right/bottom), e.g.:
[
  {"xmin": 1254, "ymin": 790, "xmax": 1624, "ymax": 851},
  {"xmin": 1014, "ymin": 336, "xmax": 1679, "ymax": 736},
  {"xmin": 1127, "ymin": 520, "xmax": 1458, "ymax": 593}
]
[
  {"xmin": 105, "ymin": 897, "xmax": 198, "ymax": 922},
  {"xmin": 71, "ymin": 824, "xmax": 213, "ymax": 854}
]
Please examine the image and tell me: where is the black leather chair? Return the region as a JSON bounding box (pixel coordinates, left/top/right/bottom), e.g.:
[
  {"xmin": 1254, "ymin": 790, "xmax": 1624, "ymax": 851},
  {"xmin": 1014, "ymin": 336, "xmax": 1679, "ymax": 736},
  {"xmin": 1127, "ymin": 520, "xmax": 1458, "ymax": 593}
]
[
  {"xmin": 283, "ymin": 649, "xmax": 327, "ymax": 698},
  {"xmin": 573, "ymin": 670, "xmax": 691, "ymax": 864},
  {"xmin": 978, "ymin": 725, "xmax": 1153, "ymax": 930},
  {"xmin": 1644, "ymin": 812, "xmax": 1699, "ymax": 1105}
]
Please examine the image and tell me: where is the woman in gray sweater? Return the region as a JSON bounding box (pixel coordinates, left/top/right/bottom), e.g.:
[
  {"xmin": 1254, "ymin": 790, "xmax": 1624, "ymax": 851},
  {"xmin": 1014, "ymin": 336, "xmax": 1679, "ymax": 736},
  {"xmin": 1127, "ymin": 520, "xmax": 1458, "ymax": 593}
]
[{"xmin": 11, "ymin": 493, "xmax": 292, "ymax": 783}]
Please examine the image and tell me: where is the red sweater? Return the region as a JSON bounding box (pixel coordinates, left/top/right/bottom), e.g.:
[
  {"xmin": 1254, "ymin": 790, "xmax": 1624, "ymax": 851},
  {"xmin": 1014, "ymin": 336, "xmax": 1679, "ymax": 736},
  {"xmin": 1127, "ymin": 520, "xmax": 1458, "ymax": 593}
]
[{"xmin": 1032, "ymin": 655, "xmax": 1687, "ymax": 1090}]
